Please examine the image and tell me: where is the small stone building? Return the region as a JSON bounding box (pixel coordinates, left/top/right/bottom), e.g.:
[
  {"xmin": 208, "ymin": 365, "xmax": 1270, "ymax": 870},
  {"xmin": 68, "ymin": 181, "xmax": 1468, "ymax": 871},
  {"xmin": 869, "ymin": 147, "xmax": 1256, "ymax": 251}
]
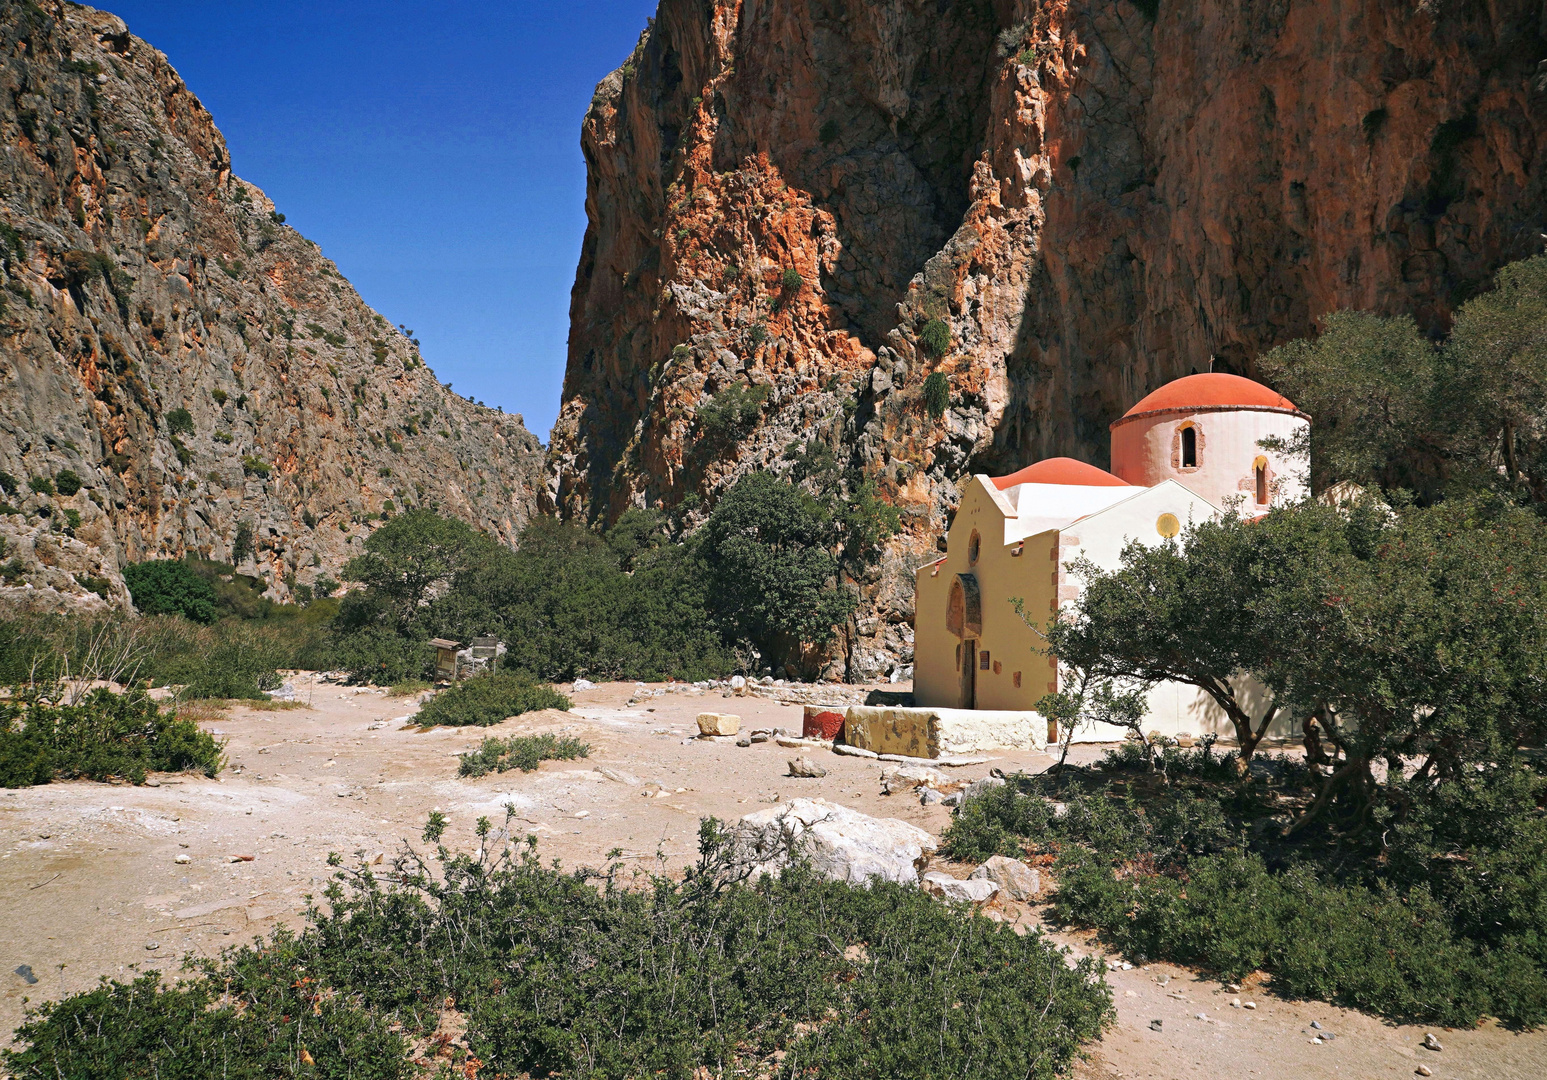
[{"xmin": 913, "ymin": 374, "xmax": 1309, "ymax": 742}]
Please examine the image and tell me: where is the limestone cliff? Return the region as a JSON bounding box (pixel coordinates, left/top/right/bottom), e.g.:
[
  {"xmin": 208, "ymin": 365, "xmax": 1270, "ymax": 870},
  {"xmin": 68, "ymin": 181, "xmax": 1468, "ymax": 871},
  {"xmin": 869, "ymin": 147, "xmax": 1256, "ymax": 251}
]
[
  {"xmin": 552, "ymin": 0, "xmax": 1547, "ymax": 679},
  {"xmin": 0, "ymin": 2, "xmax": 544, "ymax": 614}
]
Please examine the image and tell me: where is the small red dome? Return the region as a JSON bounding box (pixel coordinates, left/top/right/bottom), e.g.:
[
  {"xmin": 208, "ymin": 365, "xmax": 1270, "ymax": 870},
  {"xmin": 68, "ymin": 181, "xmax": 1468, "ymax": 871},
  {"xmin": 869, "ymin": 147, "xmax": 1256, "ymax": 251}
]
[
  {"xmin": 1120, "ymin": 373, "xmax": 1299, "ymax": 419},
  {"xmin": 991, "ymin": 457, "xmax": 1132, "ymax": 489}
]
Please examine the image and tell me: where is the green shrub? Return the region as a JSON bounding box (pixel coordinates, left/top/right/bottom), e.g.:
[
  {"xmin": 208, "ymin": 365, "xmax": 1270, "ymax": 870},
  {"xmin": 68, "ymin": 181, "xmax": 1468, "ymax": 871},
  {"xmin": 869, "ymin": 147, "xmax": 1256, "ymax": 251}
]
[
  {"xmin": 164, "ymin": 408, "xmax": 194, "ymax": 436},
  {"xmin": 62, "ymin": 508, "xmax": 81, "ymax": 530},
  {"xmin": 211, "ymin": 388, "xmax": 228, "ymax": 406},
  {"xmin": 27, "ymin": 475, "xmax": 53, "ymax": 496},
  {"xmin": 697, "ymin": 382, "xmax": 770, "ymax": 442},
  {"xmin": 459, "ymin": 732, "xmax": 591, "ymax": 776},
  {"xmin": 3, "ymin": 818, "xmax": 1113, "ymax": 1079},
  {"xmin": 241, "ymin": 456, "xmax": 270, "ymax": 479},
  {"xmin": 53, "ymin": 469, "xmax": 82, "ymax": 495},
  {"xmin": 0, "ymin": 471, "xmax": 16, "ymax": 495},
  {"xmin": 0, "ymin": 688, "xmax": 224, "ymax": 787},
  {"xmin": 923, "ymin": 371, "xmax": 950, "ymax": 419},
  {"xmin": 919, "ymin": 318, "xmax": 952, "ymax": 359},
  {"xmin": 231, "ymin": 520, "xmax": 254, "ymax": 563},
  {"xmin": 954, "ymin": 756, "xmax": 1547, "ymax": 1028},
  {"xmin": 414, "ymin": 671, "xmax": 570, "ymax": 728},
  {"xmin": 819, "ymin": 118, "xmax": 840, "ymax": 144},
  {"xmin": 781, "ymin": 268, "xmax": 803, "ymax": 292},
  {"xmin": 122, "ymin": 561, "xmax": 218, "ymax": 624}
]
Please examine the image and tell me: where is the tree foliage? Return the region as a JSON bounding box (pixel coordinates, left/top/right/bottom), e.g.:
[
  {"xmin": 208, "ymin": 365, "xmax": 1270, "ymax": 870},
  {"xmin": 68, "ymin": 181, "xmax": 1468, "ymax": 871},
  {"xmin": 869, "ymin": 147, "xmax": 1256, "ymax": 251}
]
[
  {"xmin": 1049, "ymin": 496, "xmax": 1547, "ymax": 833},
  {"xmin": 1260, "ymin": 254, "xmax": 1547, "ymax": 504},
  {"xmin": 699, "ymin": 472, "xmax": 857, "ymax": 663},
  {"xmin": 122, "ymin": 560, "xmax": 218, "ymax": 625}
]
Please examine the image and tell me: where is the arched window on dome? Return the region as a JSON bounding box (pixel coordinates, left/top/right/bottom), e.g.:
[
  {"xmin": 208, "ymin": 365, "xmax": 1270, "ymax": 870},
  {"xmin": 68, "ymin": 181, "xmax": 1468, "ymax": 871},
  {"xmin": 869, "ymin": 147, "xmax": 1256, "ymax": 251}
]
[
  {"xmin": 1254, "ymin": 455, "xmax": 1269, "ymax": 505},
  {"xmin": 1180, "ymin": 425, "xmax": 1198, "ymax": 468}
]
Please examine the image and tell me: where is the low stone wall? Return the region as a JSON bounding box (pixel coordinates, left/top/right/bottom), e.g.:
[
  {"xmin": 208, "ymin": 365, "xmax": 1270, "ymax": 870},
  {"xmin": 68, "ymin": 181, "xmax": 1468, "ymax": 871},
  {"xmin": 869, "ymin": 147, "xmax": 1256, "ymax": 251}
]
[{"xmin": 843, "ymin": 706, "xmax": 1047, "ymax": 758}]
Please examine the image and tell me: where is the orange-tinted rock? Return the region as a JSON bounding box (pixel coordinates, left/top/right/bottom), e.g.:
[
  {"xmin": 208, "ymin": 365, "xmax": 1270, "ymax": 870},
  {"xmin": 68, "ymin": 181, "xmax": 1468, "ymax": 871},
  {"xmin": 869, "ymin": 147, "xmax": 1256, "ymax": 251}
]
[{"xmin": 556, "ymin": 0, "xmax": 1547, "ymax": 676}]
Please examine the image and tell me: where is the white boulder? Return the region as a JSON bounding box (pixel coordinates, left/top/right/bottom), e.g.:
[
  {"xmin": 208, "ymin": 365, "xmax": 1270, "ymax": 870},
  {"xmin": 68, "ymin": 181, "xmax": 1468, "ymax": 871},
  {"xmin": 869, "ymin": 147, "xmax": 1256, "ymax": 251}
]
[
  {"xmin": 969, "ymin": 855, "xmax": 1041, "ymax": 900},
  {"xmin": 922, "ymin": 871, "xmax": 999, "ymax": 904},
  {"xmin": 735, "ymin": 798, "xmax": 937, "ymax": 886},
  {"xmin": 881, "ymin": 763, "xmax": 949, "ymax": 794}
]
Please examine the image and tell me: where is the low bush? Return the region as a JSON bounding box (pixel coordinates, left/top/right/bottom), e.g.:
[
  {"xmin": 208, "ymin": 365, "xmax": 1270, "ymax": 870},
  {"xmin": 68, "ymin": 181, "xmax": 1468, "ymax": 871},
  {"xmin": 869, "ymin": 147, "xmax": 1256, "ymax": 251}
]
[
  {"xmin": 2, "ymin": 817, "xmax": 1113, "ymax": 1078},
  {"xmin": 53, "ymin": 469, "xmax": 82, "ymax": 496},
  {"xmin": 414, "ymin": 671, "xmax": 571, "ymax": 727},
  {"xmin": 459, "ymin": 732, "xmax": 591, "ymax": 776},
  {"xmin": 941, "ymin": 751, "xmax": 1547, "ymax": 1028},
  {"xmin": 0, "ymin": 688, "xmax": 223, "ymax": 787}
]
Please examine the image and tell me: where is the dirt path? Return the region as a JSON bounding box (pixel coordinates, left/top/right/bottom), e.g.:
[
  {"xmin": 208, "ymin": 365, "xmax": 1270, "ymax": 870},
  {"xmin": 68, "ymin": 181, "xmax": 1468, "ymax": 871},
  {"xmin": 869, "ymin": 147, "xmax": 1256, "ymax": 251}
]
[{"xmin": 1, "ymin": 676, "xmax": 1540, "ymax": 1077}]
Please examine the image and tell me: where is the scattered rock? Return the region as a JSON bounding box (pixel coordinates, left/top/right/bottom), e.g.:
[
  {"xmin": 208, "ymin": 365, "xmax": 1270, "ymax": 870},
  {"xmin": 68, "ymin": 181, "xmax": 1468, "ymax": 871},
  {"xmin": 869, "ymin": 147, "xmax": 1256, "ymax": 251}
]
[
  {"xmin": 1415, "ymin": 1067, "xmax": 1433, "ymax": 1077},
  {"xmin": 1149, "ymin": 1019, "xmax": 1163, "ymax": 1032},
  {"xmin": 922, "ymin": 871, "xmax": 999, "ymax": 904},
  {"xmin": 227, "ymin": 854, "xmax": 255, "ymax": 863},
  {"xmin": 697, "ymin": 712, "xmax": 741, "ymax": 737},
  {"xmin": 145, "ymin": 941, "xmax": 159, "ymax": 950},
  {"xmin": 880, "ymin": 763, "xmax": 948, "ymax": 794},
  {"xmin": 574, "ymin": 810, "xmax": 589, "ymax": 819},
  {"xmin": 1242, "ymin": 1001, "xmax": 1256, "ymax": 1010},
  {"xmin": 14, "ymin": 964, "xmax": 37, "ymax": 985},
  {"xmin": 734, "ymin": 798, "xmax": 937, "ymax": 886},
  {"xmin": 833, "ymin": 743, "xmax": 879, "ymax": 759},
  {"xmin": 1228, "ymin": 997, "xmax": 1242, "ymax": 1008},
  {"xmin": 1223, "ymin": 982, "xmax": 1241, "ymax": 992},
  {"xmin": 919, "ymin": 787, "xmax": 944, "ymax": 805},
  {"xmin": 729, "ymin": 675, "xmax": 747, "ymax": 693},
  {"xmin": 174, "ymin": 854, "xmax": 191, "ymax": 864},
  {"xmin": 1310, "ymin": 1021, "xmax": 1322, "ymax": 1030},
  {"xmin": 594, "ymin": 767, "xmax": 639, "ymax": 785},
  {"xmin": 788, "ymin": 757, "xmax": 827, "ymax": 778},
  {"xmin": 961, "ymin": 775, "xmax": 1007, "ymax": 802},
  {"xmin": 1422, "ymin": 1033, "xmax": 1443, "ymax": 1052},
  {"xmin": 572, "ymin": 678, "xmax": 596, "ymax": 691},
  {"xmin": 969, "ymin": 855, "xmax": 1041, "ymax": 900},
  {"xmin": 736, "ymin": 735, "xmax": 752, "ymax": 747}
]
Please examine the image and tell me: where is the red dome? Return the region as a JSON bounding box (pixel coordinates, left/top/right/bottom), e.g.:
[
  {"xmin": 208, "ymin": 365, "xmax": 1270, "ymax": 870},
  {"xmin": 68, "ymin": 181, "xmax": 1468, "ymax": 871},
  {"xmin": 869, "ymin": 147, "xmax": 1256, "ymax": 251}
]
[
  {"xmin": 1120, "ymin": 373, "xmax": 1299, "ymax": 419},
  {"xmin": 991, "ymin": 457, "xmax": 1132, "ymax": 489}
]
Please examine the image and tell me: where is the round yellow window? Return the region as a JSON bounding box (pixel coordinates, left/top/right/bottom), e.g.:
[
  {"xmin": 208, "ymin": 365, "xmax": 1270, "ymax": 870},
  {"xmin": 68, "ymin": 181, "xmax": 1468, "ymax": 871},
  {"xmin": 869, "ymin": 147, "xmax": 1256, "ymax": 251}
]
[{"xmin": 1156, "ymin": 513, "xmax": 1180, "ymax": 538}]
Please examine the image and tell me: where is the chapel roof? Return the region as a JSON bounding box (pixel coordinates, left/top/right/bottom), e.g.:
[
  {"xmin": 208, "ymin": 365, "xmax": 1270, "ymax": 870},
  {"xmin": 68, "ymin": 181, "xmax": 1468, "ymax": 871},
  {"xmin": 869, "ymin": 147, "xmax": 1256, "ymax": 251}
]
[
  {"xmin": 1117, "ymin": 372, "xmax": 1301, "ymax": 421},
  {"xmin": 991, "ymin": 457, "xmax": 1132, "ymax": 489}
]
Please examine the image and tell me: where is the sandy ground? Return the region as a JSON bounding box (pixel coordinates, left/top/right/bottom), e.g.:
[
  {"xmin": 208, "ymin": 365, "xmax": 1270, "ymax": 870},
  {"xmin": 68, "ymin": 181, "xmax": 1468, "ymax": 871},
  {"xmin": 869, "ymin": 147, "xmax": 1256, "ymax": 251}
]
[{"xmin": 1, "ymin": 675, "xmax": 1541, "ymax": 1078}]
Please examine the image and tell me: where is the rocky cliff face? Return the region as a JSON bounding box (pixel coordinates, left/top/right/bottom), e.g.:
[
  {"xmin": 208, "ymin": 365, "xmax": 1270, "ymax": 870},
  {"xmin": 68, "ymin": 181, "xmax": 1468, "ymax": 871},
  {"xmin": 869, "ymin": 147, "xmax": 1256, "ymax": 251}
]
[
  {"xmin": 552, "ymin": 0, "xmax": 1547, "ymax": 679},
  {"xmin": 0, "ymin": 2, "xmax": 545, "ymax": 614}
]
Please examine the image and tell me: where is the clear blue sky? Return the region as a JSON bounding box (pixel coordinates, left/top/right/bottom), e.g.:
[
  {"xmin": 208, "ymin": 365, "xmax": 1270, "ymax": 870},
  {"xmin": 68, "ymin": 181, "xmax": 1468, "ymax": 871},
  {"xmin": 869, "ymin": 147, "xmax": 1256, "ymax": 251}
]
[{"xmin": 101, "ymin": 1, "xmax": 660, "ymax": 442}]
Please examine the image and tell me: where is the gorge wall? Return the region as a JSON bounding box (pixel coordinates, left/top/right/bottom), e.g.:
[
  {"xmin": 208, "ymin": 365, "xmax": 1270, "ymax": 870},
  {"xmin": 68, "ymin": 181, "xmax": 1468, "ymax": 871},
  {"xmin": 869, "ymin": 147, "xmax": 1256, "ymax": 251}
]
[
  {"xmin": 552, "ymin": 0, "xmax": 1547, "ymax": 679},
  {"xmin": 0, "ymin": 2, "xmax": 545, "ymax": 614}
]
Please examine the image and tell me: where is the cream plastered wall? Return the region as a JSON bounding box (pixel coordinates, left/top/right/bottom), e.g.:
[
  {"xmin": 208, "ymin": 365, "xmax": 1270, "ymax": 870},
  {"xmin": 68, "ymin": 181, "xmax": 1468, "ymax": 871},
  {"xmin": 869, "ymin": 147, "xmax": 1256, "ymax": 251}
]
[
  {"xmin": 914, "ymin": 476, "xmax": 1282, "ymax": 743},
  {"xmin": 914, "ymin": 476, "xmax": 1059, "ymax": 712},
  {"xmin": 1110, "ymin": 407, "xmax": 1310, "ymax": 513}
]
